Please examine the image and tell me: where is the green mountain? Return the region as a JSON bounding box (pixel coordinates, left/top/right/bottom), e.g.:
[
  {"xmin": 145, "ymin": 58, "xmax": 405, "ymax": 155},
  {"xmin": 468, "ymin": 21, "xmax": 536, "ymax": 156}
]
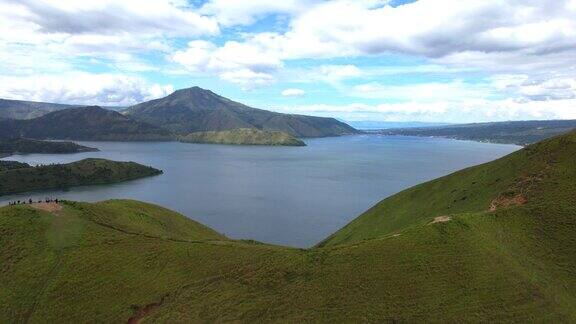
[
  {"xmin": 1, "ymin": 131, "xmax": 576, "ymax": 322},
  {"xmin": 381, "ymin": 119, "xmax": 576, "ymax": 145},
  {"xmin": 0, "ymin": 106, "xmax": 172, "ymax": 141},
  {"xmin": 125, "ymin": 86, "xmax": 358, "ymax": 137},
  {"xmin": 179, "ymin": 128, "xmax": 306, "ymax": 146},
  {"xmin": 0, "ymin": 98, "xmax": 124, "ymax": 120},
  {"xmin": 0, "ymin": 138, "xmax": 97, "ymax": 157},
  {"xmin": 0, "ymin": 99, "xmax": 79, "ymax": 120},
  {"xmin": 0, "ymin": 158, "xmax": 162, "ymax": 196}
]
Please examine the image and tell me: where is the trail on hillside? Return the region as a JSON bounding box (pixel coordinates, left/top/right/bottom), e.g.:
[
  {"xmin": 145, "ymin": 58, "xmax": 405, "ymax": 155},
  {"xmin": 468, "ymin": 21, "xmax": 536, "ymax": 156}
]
[{"xmin": 22, "ymin": 253, "xmax": 63, "ymax": 323}]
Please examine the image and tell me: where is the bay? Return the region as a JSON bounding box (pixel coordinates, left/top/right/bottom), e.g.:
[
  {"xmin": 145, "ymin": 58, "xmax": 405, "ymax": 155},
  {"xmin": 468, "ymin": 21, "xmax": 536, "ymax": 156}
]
[{"xmin": 0, "ymin": 135, "xmax": 519, "ymax": 247}]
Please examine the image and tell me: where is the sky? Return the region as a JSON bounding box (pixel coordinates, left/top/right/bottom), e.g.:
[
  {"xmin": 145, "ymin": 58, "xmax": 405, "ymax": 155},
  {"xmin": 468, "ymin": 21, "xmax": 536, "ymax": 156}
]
[{"xmin": 0, "ymin": 0, "xmax": 575, "ymax": 123}]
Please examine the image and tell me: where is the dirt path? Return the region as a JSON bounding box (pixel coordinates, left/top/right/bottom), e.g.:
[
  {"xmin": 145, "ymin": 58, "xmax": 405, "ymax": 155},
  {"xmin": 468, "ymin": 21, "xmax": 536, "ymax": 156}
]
[{"xmin": 30, "ymin": 202, "xmax": 62, "ymax": 213}]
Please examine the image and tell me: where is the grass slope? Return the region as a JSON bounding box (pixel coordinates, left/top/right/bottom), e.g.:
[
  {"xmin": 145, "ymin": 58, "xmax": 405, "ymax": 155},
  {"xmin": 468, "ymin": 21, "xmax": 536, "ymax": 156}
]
[
  {"xmin": 0, "ymin": 158, "xmax": 162, "ymax": 196},
  {"xmin": 179, "ymin": 128, "xmax": 306, "ymax": 146},
  {"xmin": 1, "ymin": 131, "xmax": 575, "ymax": 322}
]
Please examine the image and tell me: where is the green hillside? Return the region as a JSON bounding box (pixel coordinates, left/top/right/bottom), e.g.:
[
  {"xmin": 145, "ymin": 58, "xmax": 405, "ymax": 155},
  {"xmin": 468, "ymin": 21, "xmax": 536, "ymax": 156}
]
[
  {"xmin": 0, "ymin": 158, "xmax": 162, "ymax": 196},
  {"xmin": 0, "ymin": 106, "xmax": 172, "ymax": 141},
  {"xmin": 319, "ymin": 129, "xmax": 575, "ymax": 246},
  {"xmin": 0, "ymin": 160, "xmax": 30, "ymax": 172},
  {"xmin": 0, "ymin": 138, "xmax": 97, "ymax": 157},
  {"xmin": 1, "ymin": 131, "xmax": 575, "ymax": 322},
  {"xmin": 179, "ymin": 128, "xmax": 306, "ymax": 146}
]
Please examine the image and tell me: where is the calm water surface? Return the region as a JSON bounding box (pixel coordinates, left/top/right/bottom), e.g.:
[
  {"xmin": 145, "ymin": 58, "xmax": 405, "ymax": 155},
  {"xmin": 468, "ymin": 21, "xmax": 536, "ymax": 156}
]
[{"xmin": 0, "ymin": 135, "xmax": 519, "ymax": 247}]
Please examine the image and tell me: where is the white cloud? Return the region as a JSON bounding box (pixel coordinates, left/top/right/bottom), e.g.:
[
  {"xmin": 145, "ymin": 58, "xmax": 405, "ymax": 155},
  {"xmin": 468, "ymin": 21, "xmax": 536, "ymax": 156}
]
[
  {"xmin": 0, "ymin": 0, "xmax": 219, "ymax": 70},
  {"xmin": 352, "ymin": 80, "xmax": 492, "ymax": 102},
  {"xmin": 200, "ymin": 0, "xmax": 315, "ymax": 26},
  {"xmin": 172, "ymin": 39, "xmax": 283, "ymax": 88},
  {"xmin": 284, "ymin": 0, "xmax": 576, "ymax": 59},
  {"xmin": 172, "ymin": 0, "xmax": 576, "ymax": 86},
  {"xmin": 318, "ymin": 65, "xmax": 363, "ymax": 80},
  {"xmin": 0, "ymin": 73, "xmax": 173, "ymax": 106},
  {"xmin": 166, "ymin": 0, "xmax": 576, "ymax": 98},
  {"xmin": 5, "ymin": 0, "xmax": 218, "ymax": 37},
  {"xmin": 272, "ymin": 98, "xmax": 576, "ymax": 123},
  {"xmin": 281, "ymin": 88, "xmax": 306, "ymax": 97}
]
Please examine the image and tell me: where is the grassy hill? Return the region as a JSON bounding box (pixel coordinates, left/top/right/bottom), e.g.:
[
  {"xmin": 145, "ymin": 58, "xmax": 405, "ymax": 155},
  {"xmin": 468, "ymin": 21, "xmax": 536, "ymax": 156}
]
[
  {"xmin": 0, "ymin": 138, "xmax": 97, "ymax": 157},
  {"xmin": 179, "ymin": 128, "xmax": 306, "ymax": 146},
  {"xmin": 0, "ymin": 158, "xmax": 162, "ymax": 196},
  {"xmin": 125, "ymin": 86, "xmax": 358, "ymax": 137},
  {"xmin": 381, "ymin": 119, "xmax": 576, "ymax": 145},
  {"xmin": 0, "ymin": 106, "xmax": 172, "ymax": 141},
  {"xmin": 1, "ymin": 131, "xmax": 575, "ymax": 322}
]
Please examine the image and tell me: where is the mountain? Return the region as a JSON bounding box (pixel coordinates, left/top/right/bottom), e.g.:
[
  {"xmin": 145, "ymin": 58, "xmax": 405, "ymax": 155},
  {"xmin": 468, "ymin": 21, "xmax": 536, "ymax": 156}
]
[
  {"xmin": 381, "ymin": 119, "xmax": 576, "ymax": 145},
  {"xmin": 0, "ymin": 99, "xmax": 79, "ymax": 120},
  {"xmin": 0, "ymin": 158, "xmax": 162, "ymax": 196},
  {"xmin": 125, "ymin": 86, "xmax": 358, "ymax": 137},
  {"xmin": 179, "ymin": 128, "xmax": 306, "ymax": 146},
  {"xmin": 348, "ymin": 120, "xmax": 453, "ymax": 130},
  {"xmin": 0, "ymin": 138, "xmax": 97, "ymax": 157},
  {"xmin": 0, "ymin": 106, "xmax": 172, "ymax": 141},
  {"xmin": 0, "ymin": 98, "xmax": 125, "ymax": 120},
  {"xmin": 2, "ymin": 131, "xmax": 576, "ymax": 322}
]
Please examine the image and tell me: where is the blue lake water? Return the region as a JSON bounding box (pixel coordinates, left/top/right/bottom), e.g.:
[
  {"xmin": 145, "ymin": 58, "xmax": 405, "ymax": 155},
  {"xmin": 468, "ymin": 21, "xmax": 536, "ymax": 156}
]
[{"xmin": 0, "ymin": 135, "xmax": 519, "ymax": 247}]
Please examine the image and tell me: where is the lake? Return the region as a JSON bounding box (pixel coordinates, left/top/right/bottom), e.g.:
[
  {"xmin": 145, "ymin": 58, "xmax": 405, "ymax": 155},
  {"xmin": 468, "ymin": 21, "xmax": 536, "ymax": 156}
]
[{"xmin": 0, "ymin": 135, "xmax": 519, "ymax": 247}]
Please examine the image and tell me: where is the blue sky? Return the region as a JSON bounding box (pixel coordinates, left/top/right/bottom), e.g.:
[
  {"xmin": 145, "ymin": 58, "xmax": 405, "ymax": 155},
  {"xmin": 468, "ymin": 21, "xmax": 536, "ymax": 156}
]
[{"xmin": 0, "ymin": 0, "xmax": 575, "ymax": 122}]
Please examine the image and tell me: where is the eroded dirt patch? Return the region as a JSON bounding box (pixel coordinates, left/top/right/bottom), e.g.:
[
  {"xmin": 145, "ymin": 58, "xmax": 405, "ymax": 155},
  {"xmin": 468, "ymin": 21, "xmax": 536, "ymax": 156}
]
[
  {"xmin": 489, "ymin": 194, "xmax": 526, "ymax": 211},
  {"xmin": 430, "ymin": 216, "xmax": 451, "ymax": 224},
  {"xmin": 31, "ymin": 202, "xmax": 62, "ymax": 213}
]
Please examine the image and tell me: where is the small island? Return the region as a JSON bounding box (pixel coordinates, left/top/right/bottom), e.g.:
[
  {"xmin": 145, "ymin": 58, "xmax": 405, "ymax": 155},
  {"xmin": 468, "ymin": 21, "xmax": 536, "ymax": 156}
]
[
  {"xmin": 179, "ymin": 128, "xmax": 306, "ymax": 146},
  {"xmin": 0, "ymin": 138, "xmax": 98, "ymax": 157},
  {"xmin": 0, "ymin": 158, "xmax": 162, "ymax": 196}
]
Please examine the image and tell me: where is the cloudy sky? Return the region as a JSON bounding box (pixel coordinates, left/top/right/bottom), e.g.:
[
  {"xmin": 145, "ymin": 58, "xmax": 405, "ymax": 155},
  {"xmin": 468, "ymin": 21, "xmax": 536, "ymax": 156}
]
[{"xmin": 1, "ymin": 0, "xmax": 575, "ymax": 122}]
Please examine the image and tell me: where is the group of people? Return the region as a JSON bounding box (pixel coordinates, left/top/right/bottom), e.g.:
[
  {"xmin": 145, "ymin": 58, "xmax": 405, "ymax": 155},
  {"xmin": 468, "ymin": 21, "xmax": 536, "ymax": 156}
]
[{"xmin": 7, "ymin": 198, "xmax": 60, "ymax": 206}]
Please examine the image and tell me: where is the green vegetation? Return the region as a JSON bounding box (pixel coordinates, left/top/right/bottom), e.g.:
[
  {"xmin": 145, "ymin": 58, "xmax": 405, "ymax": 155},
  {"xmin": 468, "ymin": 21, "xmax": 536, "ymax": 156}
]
[
  {"xmin": 381, "ymin": 119, "xmax": 576, "ymax": 145},
  {"xmin": 0, "ymin": 106, "xmax": 172, "ymax": 141},
  {"xmin": 0, "ymin": 138, "xmax": 97, "ymax": 157},
  {"xmin": 179, "ymin": 128, "xmax": 306, "ymax": 146},
  {"xmin": 0, "ymin": 158, "xmax": 162, "ymax": 196},
  {"xmin": 0, "ymin": 160, "xmax": 30, "ymax": 172},
  {"xmin": 125, "ymin": 86, "xmax": 358, "ymax": 137},
  {"xmin": 1, "ymin": 131, "xmax": 576, "ymax": 322}
]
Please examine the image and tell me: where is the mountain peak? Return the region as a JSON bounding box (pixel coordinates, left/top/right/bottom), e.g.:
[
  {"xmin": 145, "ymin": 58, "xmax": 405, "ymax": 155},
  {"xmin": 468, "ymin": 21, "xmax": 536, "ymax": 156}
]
[{"xmin": 171, "ymin": 86, "xmax": 217, "ymax": 97}]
